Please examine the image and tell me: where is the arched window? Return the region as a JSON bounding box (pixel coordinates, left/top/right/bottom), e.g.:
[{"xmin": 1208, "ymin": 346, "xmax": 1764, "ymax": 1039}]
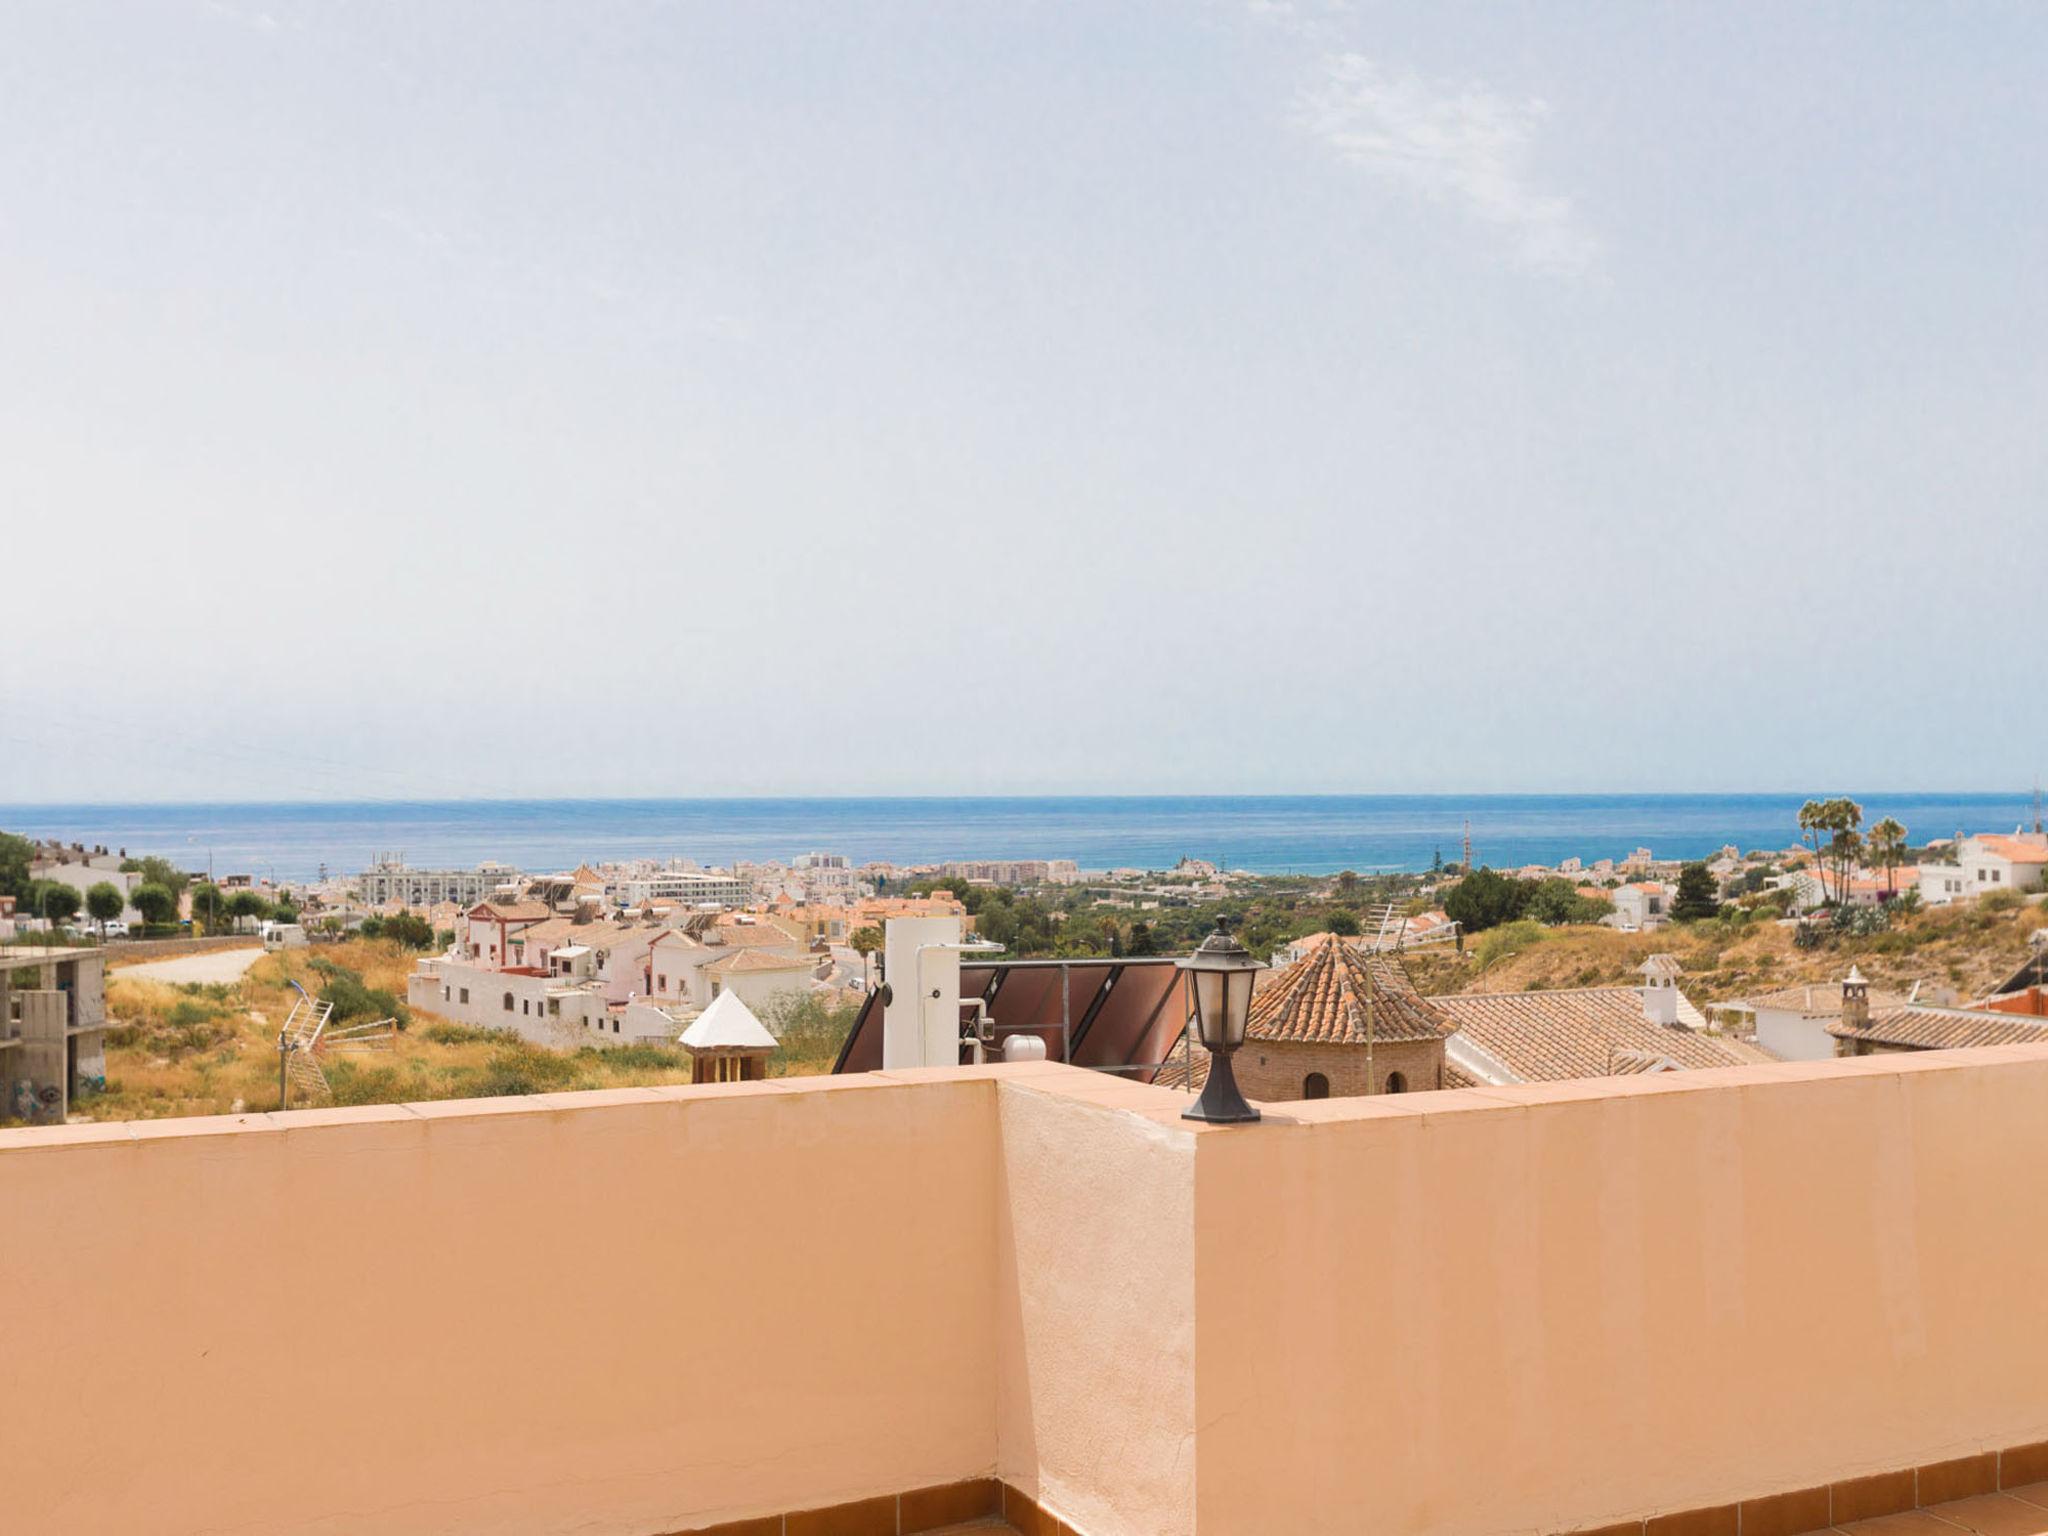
[
  {"xmin": 1303, "ymin": 1072, "xmax": 1330, "ymax": 1099},
  {"xmin": 502, "ymin": 992, "xmax": 514, "ymax": 1012},
  {"xmin": 1384, "ymin": 1071, "xmax": 1408, "ymax": 1094}
]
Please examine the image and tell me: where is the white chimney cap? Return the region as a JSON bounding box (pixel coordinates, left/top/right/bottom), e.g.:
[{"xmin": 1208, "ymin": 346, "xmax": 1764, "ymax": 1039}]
[
  {"xmin": 680, "ymin": 990, "xmax": 777, "ymax": 1051},
  {"xmin": 1844, "ymin": 965, "xmax": 1868, "ymax": 987}
]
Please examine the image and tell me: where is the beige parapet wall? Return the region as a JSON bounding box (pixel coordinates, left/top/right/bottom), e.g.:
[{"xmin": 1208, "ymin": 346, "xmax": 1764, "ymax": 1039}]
[{"xmin": 8, "ymin": 1051, "xmax": 2048, "ymax": 1536}]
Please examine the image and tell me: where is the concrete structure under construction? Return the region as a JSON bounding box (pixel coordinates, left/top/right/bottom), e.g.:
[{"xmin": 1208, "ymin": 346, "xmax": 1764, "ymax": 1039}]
[{"xmin": 1, "ymin": 945, "xmax": 109, "ymax": 1124}]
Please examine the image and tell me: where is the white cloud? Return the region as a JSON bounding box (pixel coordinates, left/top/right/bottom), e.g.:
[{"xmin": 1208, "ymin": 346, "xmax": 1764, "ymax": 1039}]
[{"xmin": 1291, "ymin": 52, "xmax": 1599, "ymax": 275}]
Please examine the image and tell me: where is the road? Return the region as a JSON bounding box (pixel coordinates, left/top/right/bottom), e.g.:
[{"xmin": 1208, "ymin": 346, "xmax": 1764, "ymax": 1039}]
[{"xmin": 112, "ymin": 946, "xmax": 268, "ymax": 985}]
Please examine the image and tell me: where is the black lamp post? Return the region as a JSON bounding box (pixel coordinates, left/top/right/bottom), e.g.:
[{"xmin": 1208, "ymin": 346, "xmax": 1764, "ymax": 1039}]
[{"xmin": 1178, "ymin": 916, "xmax": 1265, "ymax": 1124}]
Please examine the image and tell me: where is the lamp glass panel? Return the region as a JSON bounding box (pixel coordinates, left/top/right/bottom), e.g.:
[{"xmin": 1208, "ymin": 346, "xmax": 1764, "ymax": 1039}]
[
  {"xmin": 1223, "ymin": 967, "xmax": 1256, "ymax": 1046},
  {"xmin": 1193, "ymin": 968, "xmax": 1228, "ymax": 1046}
]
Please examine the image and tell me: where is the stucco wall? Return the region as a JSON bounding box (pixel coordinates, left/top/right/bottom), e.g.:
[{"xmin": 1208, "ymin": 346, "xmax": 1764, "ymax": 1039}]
[
  {"xmin": 1191, "ymin": 1047, "xmax": 2048, "ymax": 1535},
  {"xmin": 15, "ymin": 1051, "xmax": 2048, "ymax": 1536},
  {"xmin": 0, "ymin": 1074, "xmax": 1002, "ymax": 1536},
  {"xmin": 995, "ymin": 1072, "xmax": 1199, "ymax": 1536}
]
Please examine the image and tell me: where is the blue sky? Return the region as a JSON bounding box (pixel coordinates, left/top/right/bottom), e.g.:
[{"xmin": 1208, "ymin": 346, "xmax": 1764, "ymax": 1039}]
[{"xmin": 2, "ymin": 2, "xmax": 2044, "ymax": 800}]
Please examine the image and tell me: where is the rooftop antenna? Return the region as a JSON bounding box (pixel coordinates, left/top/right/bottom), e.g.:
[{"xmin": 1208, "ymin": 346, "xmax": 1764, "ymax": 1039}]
[
  {"xmin": 1462, "ymin": 818, "xmax": 1474, "ymax": 871},
  {"xmin": 2034, "ymin": 780, "xmax": 2043, "ymax": 837},
  {"xmin": 1357, "ymin": 903, "xmax": 1461, "ymax": 1094},
  {"xmin": 277, "ymin": 979, "xmax": 398, "ymax": 1109}
]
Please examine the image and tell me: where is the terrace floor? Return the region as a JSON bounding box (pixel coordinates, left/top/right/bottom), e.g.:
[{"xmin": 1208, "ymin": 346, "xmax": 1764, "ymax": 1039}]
[{"xmin": 1809, "ymin": 1486, "xmax": 2048, "ymax": 1535}]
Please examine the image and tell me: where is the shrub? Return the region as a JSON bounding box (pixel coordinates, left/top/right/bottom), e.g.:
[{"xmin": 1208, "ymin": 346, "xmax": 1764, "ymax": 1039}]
[
  {"xmin": 1473, "ymin": 920, "xmax": 1547, "ymax": 970},
  {"xmin": 323, "ymin": 1063, "xmax": 412, "ymax": 1107},
  {"xmin": 590, "ymin": 1043, "xmax": 684, "ymax": 1071},
  {"xmin": 471, "ymin": 1044, "xmax": 579, "ymax": 1098},
  {"xmin": 318, "ymin": 973, "xmax": 409, "ymax": 1028},
  {"xmin": 421, "ymin": 1020, "xmax": 499, "ymax": 1047},
  {"xmin": 1981, "ymin": 888, "xmax": 2024, "ymax": 915}
]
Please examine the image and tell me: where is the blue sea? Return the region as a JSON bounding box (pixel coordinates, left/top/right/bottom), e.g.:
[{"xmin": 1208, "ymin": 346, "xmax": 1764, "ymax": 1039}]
[{"xmin": 0, "ymin": 794, "xmax": 2036, "ymax": 885}]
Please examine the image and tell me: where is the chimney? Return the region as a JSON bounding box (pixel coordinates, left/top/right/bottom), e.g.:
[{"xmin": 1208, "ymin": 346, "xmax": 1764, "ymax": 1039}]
[
  {"xmin": 1842, "ymin": 966, "xmax": 1870, "ymax": 1031},
  {"xmin": 1640, "ymin": 955, "xmax": 1681, "ymax": 1026}
]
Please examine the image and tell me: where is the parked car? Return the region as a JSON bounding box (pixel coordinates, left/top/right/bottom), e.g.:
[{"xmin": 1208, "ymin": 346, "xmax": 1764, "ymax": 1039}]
[{"xmin": 100, "ymin": 921, "xmax": 130, "ymax": 938}]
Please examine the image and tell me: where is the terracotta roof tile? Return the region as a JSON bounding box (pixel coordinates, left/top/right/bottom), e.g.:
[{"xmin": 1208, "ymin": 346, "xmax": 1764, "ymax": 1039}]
[
  {"xmin": 1827, "ymin": 1004, "xmax": 2048, "ymax": 1051},
  {"xmin": 1246, "ymin": 941, "xmax": 1450, "ymax": 1046},
  {"xmin": 1436, "ymin": 987, "xmax": 1776, "ymax": 1084}
]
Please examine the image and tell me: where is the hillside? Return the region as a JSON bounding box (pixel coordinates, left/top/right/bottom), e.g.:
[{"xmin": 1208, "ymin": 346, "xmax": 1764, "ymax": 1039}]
[
  {"xmin": 89, "ymin": 939, "xmax": 851, "ymax": 1122},
  {"xmin": 1402, "ymin": 895, "xmax": 2047, "ymax": 1007}
]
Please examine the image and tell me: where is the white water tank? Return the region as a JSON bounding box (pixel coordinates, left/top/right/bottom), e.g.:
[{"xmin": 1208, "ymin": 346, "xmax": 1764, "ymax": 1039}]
[
  {"xmin": 1003, "ymin": 1035, "xmax": 1047, "ymax": 1063},
  {"xmin": 881, "ymin": 916, "xmax": 965, "ymax": 1069}
]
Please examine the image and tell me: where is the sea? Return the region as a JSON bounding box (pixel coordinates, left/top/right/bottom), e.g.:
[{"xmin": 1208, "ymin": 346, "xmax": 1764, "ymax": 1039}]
[{"xmin": 0, "ymin": 794, "xmax": 2037, "ymax": 885}]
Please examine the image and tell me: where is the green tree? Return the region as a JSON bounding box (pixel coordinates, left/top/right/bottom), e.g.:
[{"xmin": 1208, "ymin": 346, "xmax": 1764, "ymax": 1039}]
[
  {"xmin": 379, "ymin": 911, "xmax": 435, "ymax": 948},
  {"xmin": 1868, "ymin": 816, "xmax": 1908, "ymax": 898},
  {"xmin": 1333, "ymin": 870, "xmax": 1360, "ymax": 898},
  {"xmin": 85, "ymin": 881, "xmax": 127, "ymax": 926},
  {"xmin": 1797, "ymin": 797, "xmax": 1864, "ymax": 904},
  {"xmin": 188, "ymin": 881, "xmax": 224, "ymax": 933},
  {"xmin": 847, "ymin": 925, "xmax": 884, "ymax": 958},
  {"xmin": 1323, "ymin": 908, "xmax": 1361, "ymax": 937},
  {"xmin": 28, "ymin": 880, "xmax": 81, "ymax": 925},
  {"xmin": 1442, "ymin": 868, "xmax": 1529, "ymax": 934},
  {"xmin": 118, "ymin": 855, "xmax": 188, "ymax": 894},
  {"xmin": 225, "ymin": 890, "xmax": 273, "ymax": 925},
  {"xmin": 1671, "ymin": 862, "xmax": 1721, "ymax": 921},
  {"xmin": 1125, "ymin": 921, "xmax": 1159, "ymax": 956},
  {"xmin": 1523, "ymin": 877, "xmax": 1609, "ymax": 926},
  {"xmin": 131, "ymin": 883, "xmax": 179, "ymax": 926},
  {"xmin": 0, "ymin": 831, "xmax": 34, "ymax": 901}
]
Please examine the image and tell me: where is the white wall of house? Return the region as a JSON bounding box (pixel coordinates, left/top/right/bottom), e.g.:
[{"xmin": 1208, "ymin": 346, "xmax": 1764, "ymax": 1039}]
[
  {"xmin": 708, "ymin": 963, "xmax": 813, "ymax": 1016},
  {"xmin": 1958, "ymin": 838, "xmax": 2048, "ymax": 895},
  {"xmin": 34, "ymin": 862, "xmax": 142, "ymax": 921},
  {"xmin": 407, "ymin": 958, "xmax": 618, "ymax": 1047},
  {"xmin": 1919, "ymin": 865, "xmax": 1969, "ymax": 906},
  {"xmin": 1753, "ymin": 1005, "xmax": 1837, "ymax": 1062},
  {"xmin": 1607, "ymin": 885, "xmax": 1668, "ymax": 931}
]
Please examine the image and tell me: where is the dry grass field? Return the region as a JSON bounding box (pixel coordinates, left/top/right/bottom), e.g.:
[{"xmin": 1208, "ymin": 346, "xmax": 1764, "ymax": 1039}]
[
  {"xmin": 1402, "ymin": 892, "xmax": 2047, "ymax": 1005},
  {"xmin": 88, "ymin": 938, "xmax": 854, "ymax": 1122},
  {"xmin": 80, "ymin": 895, "xmax": 2046, "ymax": 1123}
]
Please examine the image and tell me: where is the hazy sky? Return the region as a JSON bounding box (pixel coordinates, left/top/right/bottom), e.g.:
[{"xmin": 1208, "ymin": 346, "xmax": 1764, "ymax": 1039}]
[{"xmin": 3, "ymin": 2, "xmax": 2044, "ymax": 801}]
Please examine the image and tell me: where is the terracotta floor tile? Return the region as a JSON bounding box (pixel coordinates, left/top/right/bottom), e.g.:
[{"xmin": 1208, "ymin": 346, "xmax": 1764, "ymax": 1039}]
[
  {"xmin": 2007, "ymin": 1486, "xmax": 2048, "ymax": 1512},
  {"xmin": 1835, "ymin": 1515, "xmax": 1977, "ymax": 1535},
  {"xmin": 1923, "ymin": 1494, "xmax": 2048, "ymax": 1535}
]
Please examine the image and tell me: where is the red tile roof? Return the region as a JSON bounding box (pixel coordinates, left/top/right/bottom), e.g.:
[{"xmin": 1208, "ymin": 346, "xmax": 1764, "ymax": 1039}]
[
  {"xmin": 1827, "ymin": 1004, "xmax": 2048, "ymax": 1051},
  {"xmin": 1246, "ymin": 940, "xmax": 1450, "ymax": 1046},
  {"xmin": 1436, "ymin": 987, "xmax": 1776, "ymax": 1083}
]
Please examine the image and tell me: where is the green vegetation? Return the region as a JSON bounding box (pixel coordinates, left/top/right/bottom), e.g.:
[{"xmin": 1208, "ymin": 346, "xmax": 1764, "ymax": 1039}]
[
  {"xmin": 24, "ymin": 879, "xmax": 81, "ymax": 924},
  {"xmin": 118, "ymin": 855, "xmax": 189, "ymax": 894},
  {"xmin": 359, "ymin": 910, "xmax": 435, "ymax": 948},
  {"xmin": 1797, "ymin": 797, "xmax": 1864, "ymax": 905},
  {"xmin": 1670, "ymin": 862, "xmax": 1720, "ymax": 921},
  {"xmin": 130, "ymin": 883, "xmax": 178, "ymax": 926},
  {"xmin": 85, "ymin": 881, "xmax": 127, "ymax": 926},
  {"xmin": 0, "ymin": 830, "xmax": 33, "ymax": 902}
]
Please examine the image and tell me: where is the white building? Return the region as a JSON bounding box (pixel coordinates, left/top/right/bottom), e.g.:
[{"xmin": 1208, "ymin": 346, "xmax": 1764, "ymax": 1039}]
[
  {"xmin": 1915, "ymin": 831, "xmax": 2048, "ymax": 905},
  {"xmin": 1606, "ymin": 882, "xmax": 1670, "ymax": 931},
  {"xmin": 28, "ymin": 852, "xmax": 142, "ymax": 922},
  {"xmin": 358, "ymin": 856, "xmax": 524, "ymax": 908},
  {"xmin": 1960, "ymin": 831, "xmax": 2048, "ymax": 895},
  {"xmin": 612, "ymin": 868, "xmax": 750, "ymax": 909}
]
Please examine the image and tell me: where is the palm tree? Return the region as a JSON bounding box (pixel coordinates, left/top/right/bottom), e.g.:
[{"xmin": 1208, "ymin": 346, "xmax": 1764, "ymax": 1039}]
[
  {"xmin": 1869, "ymin": 816, "xmax": 1908, "ymax": 899},
  {"xmin": 1798, "ymin": 800, "xmax": 1834, "ymax": 904}
]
